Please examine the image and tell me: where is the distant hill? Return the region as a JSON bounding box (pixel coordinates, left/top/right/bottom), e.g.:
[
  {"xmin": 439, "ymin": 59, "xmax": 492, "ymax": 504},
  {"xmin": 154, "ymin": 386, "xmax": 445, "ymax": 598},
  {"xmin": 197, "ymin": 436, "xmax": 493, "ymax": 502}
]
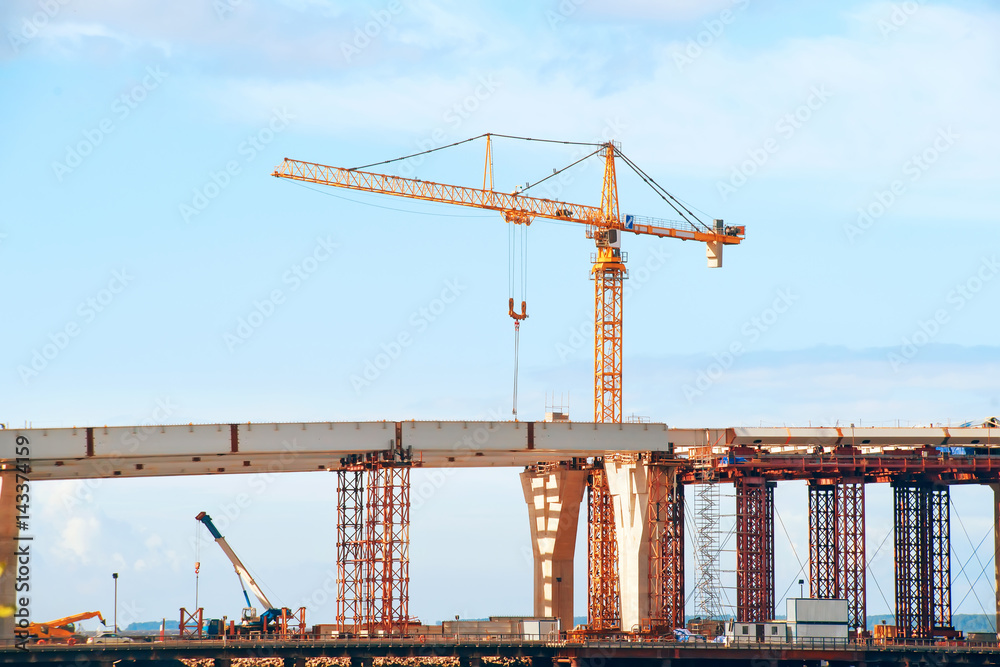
[
  {"xmin": 125, "ymin": 621, "xmax": 180, "ymax": 633},
  {"xmin": 868, "ymin": 614, "xmax": 997, "ymax": 634}
]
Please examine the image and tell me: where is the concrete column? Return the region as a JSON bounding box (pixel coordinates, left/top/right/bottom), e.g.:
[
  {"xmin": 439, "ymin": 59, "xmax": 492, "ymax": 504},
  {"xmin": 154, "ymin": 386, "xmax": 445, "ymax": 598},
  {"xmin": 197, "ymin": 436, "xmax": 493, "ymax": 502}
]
[
  {"xmin": 520, "ymin": 468, "xmax": 587, "ymax": 632},
  {"xmin": 603, "ymin": 459, "xmax": 651, "ymax": 633},
  {"xmin": 0, "ymin": 471, "xmax": 17, "ymax": 641}
]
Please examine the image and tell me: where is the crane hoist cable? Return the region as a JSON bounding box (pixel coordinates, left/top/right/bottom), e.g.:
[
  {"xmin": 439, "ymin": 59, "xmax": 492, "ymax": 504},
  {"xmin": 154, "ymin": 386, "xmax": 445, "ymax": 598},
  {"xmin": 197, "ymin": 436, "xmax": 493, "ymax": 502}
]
[{"xmin": 509, "ymin": 204, "xmax": 528, "ymax": 420}]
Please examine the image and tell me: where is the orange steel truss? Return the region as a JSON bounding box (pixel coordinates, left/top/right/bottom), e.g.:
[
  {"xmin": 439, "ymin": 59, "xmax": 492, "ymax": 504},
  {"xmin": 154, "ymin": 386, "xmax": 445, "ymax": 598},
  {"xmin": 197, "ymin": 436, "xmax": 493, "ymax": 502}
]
[
  {"xmin": 273, "ymin": 156, "xmax": 743, "ymax": 244},
  {"xmin": 336, "ymin": 468, "xmax": 366, "ymax": 633},
  {"xmin": 893, "ymin": 480, "xmax": 951, "ymax": 639},
  {"xmin": 336, "ymin": 453, "xmax": 410, "ymax": 636},
  {"xmin": 809, "ymin": 481, "xmax": 867, "ymax": 631},
  {"xmin": 367, "ymin": 464, "xmax": 410, "ymax": 636},
  {"xmin": 648, "ymin": 463, "xmax": 685, "ymax": 632},
  {"xmin": 588, "ymin": 464, "xmax": 621, "ymax": 631},
  {"xmin": 736, "ymin": 478, "xmax": 775, "ymax": 623}
]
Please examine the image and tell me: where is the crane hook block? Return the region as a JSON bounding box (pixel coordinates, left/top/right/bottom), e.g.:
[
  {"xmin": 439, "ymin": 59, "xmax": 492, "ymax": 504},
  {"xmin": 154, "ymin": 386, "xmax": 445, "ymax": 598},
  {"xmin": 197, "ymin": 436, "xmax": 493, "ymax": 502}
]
[{"xmin": 508, "ymin": 298, "xmax": 528, "ymax": 321}]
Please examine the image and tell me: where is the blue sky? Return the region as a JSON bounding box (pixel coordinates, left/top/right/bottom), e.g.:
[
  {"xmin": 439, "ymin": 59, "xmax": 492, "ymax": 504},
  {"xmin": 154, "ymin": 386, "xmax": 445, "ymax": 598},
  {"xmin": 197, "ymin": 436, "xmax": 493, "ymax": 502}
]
[{"xmin": 2, "ymin": 0, "xmax": 999, "ymax": 629}]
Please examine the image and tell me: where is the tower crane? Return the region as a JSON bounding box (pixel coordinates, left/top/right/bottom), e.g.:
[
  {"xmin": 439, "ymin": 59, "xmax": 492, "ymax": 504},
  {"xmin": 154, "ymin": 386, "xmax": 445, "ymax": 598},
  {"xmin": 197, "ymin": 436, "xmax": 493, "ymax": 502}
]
[{"xmin": 272, "ymin": 134, "xmax": 744, "ymax": 423}]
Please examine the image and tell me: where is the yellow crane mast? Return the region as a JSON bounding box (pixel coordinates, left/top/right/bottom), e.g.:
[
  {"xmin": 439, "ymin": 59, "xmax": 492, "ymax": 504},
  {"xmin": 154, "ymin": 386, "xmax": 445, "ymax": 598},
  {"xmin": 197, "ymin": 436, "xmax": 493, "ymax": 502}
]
[{"xmin": 272, "ymin": 134, "xmax": 744, "ymax": 423}]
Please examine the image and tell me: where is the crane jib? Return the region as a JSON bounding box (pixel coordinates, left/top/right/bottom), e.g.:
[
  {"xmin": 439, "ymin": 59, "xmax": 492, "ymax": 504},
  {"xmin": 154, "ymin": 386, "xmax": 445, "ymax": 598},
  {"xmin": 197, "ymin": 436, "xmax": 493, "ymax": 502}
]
[{"xmin": 275, "ymin": 158, "xmax": 744, "ymax": 245}]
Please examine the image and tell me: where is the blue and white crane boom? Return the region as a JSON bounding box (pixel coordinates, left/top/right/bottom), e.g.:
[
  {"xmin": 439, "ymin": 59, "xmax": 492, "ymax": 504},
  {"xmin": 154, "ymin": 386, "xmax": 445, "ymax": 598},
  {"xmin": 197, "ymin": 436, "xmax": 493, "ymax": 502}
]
[{"xmin": 195, "ymin": 511, "xmax": 276, "ymax": 615}]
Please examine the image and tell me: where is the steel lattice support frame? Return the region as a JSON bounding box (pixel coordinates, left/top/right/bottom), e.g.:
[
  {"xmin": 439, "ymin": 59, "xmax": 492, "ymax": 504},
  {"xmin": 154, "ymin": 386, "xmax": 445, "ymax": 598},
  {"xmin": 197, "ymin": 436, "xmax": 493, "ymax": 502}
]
[
  {"xmin": 839, "ymin": 481, "xmax": 867, "ymax": 632},
  {"xmin": 587, "ymin": 464, "xmax": 621, "ymax": 630},
  {"xmin": 893, "ymin": 480, "xmax": 951, "ymax": 639},
  {"xmin": 593, "ymin": 264, "xmax": 624, "ymax": 424},
  {"xmin": 809, "ymin": 484, "xmax": 838, "ymax": 600},
  {"xmin": 336, "ymin": 458, "xmax": 410, "ymax": 636},
  {"xmin": 808, "ymin": 481, "xmax": 867, "ymax": 631},
  {"xmin": 736, "ymin": 478, "xmax": 775, "ymax": 623},
  {"xmin": 366, "ymin": 464, "xmax": 411, "ymax": 636},
  {"xmin": 336, "ymin": 469, "xmax": 366, "ymax": 633},
  {"xmin": 648, "ymin": 465, "xmax": 684, "ymax": 632}
]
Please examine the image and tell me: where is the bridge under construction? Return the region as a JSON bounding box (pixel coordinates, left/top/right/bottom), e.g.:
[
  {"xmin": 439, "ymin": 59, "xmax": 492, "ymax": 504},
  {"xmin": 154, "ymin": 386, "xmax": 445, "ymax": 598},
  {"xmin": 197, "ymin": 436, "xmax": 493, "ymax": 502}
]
[{"xmin": 3, "ymin": 420, "xmax": 1000, "ymax": 646}]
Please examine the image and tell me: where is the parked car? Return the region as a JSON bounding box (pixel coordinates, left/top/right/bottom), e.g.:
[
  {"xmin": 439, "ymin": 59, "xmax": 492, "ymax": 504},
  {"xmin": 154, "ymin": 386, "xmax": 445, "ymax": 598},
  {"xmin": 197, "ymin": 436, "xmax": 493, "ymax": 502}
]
[{"xmin": 86, "ymin": 632, "xmax": 133, "ymax": 644}]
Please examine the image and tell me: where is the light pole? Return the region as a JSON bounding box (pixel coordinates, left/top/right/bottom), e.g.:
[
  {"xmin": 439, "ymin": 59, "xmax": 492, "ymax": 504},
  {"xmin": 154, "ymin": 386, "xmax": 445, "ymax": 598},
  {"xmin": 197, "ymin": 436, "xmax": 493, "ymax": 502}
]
[
  {"xmin": 798, "ymin": 578, "xmax": 805, "ymax": 598},
  {"xmin": 112, "ymin": 573, "xmax": 119, "ymax": 632}
]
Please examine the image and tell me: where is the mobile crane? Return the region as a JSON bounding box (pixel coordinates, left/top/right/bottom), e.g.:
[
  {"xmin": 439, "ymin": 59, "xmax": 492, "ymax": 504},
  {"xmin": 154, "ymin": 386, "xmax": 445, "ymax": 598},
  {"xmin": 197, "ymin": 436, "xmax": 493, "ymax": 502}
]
[
  {"xmin": 27, "ymin": 611, "xmax": 105, "ymax": 644},
  {"xmin": 195, "ymin": 512, "xmax": 304, "ymax": 637}
]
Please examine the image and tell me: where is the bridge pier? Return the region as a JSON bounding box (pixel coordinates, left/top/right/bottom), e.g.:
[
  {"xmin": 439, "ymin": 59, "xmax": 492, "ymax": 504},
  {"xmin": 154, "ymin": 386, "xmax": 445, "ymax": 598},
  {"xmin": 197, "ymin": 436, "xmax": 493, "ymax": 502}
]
[
  {"xmin": 603, "ymin": 459, "xmax": 652, "ymax": 633},
  {"xmin": 350, "ymin": 656, "xmax": 373, "ymax": 667},
  {"xmin": 893, "ymin": 479, "xmax": 951, "ymax": 638},
  {"xmin": 807, "ymin": 478, "xmax": 866, "ymax": 631},
  {"xmin": 0, "ymin": 470, "xmax": 17, "ymax": 642},
  {"xmin": 520, "ymin": 466, "xmax": 587, "ymax": 633},
  {"xmin": 735, "ymin": 477, "xmax": 775, "ymax": 623},
  {"xmin": 283, "ymin": 658, "xmax": 305, "ymax": 667}
]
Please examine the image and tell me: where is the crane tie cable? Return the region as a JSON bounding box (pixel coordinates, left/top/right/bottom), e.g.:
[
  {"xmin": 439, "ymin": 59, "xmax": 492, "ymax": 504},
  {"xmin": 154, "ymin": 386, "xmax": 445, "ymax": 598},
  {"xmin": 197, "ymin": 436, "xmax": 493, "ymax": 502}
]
[{"xmin": 351, "ymin": 133, "xmax": 604, "ymax": 172}]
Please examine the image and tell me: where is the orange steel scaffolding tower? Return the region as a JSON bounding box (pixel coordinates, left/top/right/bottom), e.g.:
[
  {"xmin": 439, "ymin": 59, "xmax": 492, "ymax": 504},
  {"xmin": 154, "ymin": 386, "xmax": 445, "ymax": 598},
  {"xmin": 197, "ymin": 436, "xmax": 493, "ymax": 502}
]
[
  {"xmin": 808, "ymin": 480, "xmax": 866, "ymax": 632},
  {"xmin": 647, "ymin": 461, "xmax": 684, "ymax": 632},
  {"xmin": 336, "ymin": 450, "xmax": 411, "ymax": 636},
  {"xmin": 893, "ymin": 480, "xmax": 952, "ymax": 639},
  {"xmin": 587, "ymin": 463, "xmax": 621, "ymax": 631},
  {"xmin": 736, "ymin": 478, "xmax": 775, "ymax": 623}
]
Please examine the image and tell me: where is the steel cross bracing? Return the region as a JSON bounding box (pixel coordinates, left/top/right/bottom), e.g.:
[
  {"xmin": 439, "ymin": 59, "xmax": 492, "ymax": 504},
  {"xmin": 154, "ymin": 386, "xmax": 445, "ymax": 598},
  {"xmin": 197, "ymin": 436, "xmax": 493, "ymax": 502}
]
[
  {"xmin": 893, "ymin": 480, "xmax": 952, "ymax": 639},
  {"xmin": 691, "ymin": 445, "xmax": 724, "ymax": 622},
  {"xmin": 809, "ymin": 484, "xmax": 837, "ymax": 600},
  {"xmin": 808, "ymin": 481, "xmax": 867, "ymax": 631},
  {"xmin": 587, "ymin": 464, "xmax": 621, "ymax": 631},
  {"xmin": 367, "ymin": 464, "xmax": 410, "ymax": 635},
  {"xmin": 335, "ymin": 448, "xmax": 411, "ymax": 636},
  {"xmin": 647, "ymin": 463, "xmax": 684, "ymax": 632},
  {"xmin": 838, "ymin": 482, "xmax": 867, "ymax": 632},
  {"xmin": 336, "ymin": 469, "xmax": 366, "ymax": 633},
  {"xmin": 735, "ymin": 478, "xmax": 775, "ymax": 623}
]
